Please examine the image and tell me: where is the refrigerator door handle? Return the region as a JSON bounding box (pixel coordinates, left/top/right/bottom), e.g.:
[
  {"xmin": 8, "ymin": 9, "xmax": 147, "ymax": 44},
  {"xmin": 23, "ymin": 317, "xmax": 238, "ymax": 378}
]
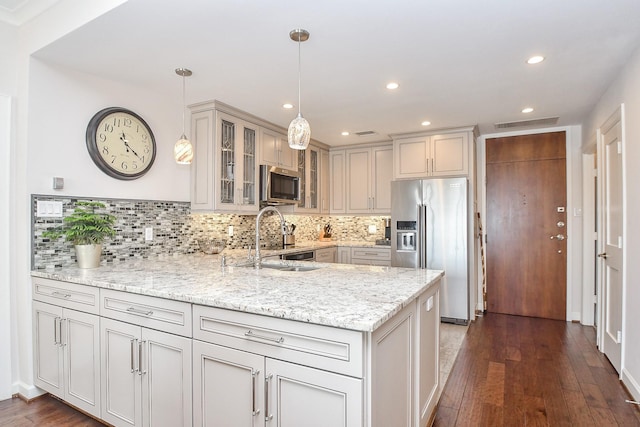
[{"xmin": 418, "ymin": 204, "xmax": 428, "ymax": 269}]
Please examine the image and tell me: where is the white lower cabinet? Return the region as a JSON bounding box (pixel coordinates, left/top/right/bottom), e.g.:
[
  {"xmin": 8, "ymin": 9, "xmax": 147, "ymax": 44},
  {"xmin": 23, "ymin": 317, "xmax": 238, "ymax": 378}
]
[
  {"xmin": 32, "ymin": 278, "xmax": 101, "ymax": 418},
  {"xmin": 193, "ymin": 341, "xmax": 361, "ymax": 426},
  {"xmin": 350, "ymin": 247, "xmax": 391, "ymax": 266},
  {"xmin": 101, "ymin": 317, "xmax": 192, "ymax": 427},
  {"xmin": 33, "ymin": 300, "xmax": 101, "ymax": 418},
  {"xmin": 315, "ymin": 246, "xmax": 337, "ymax": 263}
]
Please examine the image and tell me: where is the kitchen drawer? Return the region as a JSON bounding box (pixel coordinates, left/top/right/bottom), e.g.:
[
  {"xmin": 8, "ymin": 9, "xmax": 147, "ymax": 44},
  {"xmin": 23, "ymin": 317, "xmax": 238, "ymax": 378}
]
[
  {"xmin": 193, "ymin": 305, "xmax": 363, "ymax": 377},
  {"xmin": 100, "ymin": 289, "xmax": 192, "ymax": 337},
  {"xmin": 350, "ymin": 247, "xmax": 391, "ymax": 266},
  {"xmin": 32, "ymin": 277, "xmax": 99, "ymax": 315}
]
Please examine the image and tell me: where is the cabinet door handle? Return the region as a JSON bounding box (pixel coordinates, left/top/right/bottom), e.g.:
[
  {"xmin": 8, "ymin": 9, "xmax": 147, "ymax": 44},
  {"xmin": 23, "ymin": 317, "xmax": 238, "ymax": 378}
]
[
  {"xmin": 138, "ymin": 340, "xmax": 146, "ymax": 376},
  {"xmin": 252, "ymin": 370, "xmax": 261, "ymax": 416},
  {"xmin": 244, "ymin": 330, "xmax": 284, "ymax": 344},
  {"xmin": 371, "ymin": 197, "xmax": 375, "ymax": 210},
  {"xmin": 126, "ymin": 307, "xmax": 154, "ymax": 316},
  {"xmin": 130, "ymin": 339, "xmax": 137, "ymax": 373},
  {"xmin": 264, "ymin": 373, "xmax": 273, "ymax": 422},
  {"xmin": 59, "ymin": 318, "xmax": 66, "ymax": 347},
  {"xmin": 53, "ymin": 316, "xmax": 60, "ymax": 345}
]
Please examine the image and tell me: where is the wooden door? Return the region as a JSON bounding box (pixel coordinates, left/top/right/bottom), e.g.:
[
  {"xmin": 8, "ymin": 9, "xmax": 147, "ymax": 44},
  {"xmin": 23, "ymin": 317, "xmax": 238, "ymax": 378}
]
[
  {"xmin": 486, "ymin": 132, "xmax": 567, "ymax": 320},
  {"xmin": 599, "ymin": 109, "xmax": 624, "ymax": 373}
]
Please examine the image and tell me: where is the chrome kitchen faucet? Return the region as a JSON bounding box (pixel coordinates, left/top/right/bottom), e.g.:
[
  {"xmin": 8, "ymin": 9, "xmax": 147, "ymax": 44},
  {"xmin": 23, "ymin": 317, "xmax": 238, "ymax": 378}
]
[{"xmin": 254, "ymin": 206, "xmax": 286, "ymax": 269}]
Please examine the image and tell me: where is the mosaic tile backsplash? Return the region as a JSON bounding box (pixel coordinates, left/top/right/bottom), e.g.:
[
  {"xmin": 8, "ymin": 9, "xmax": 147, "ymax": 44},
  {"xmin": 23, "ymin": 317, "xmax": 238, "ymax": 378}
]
[{"xmin": 32, "ymin": 195, "xmax": 388, "ymax": 269}]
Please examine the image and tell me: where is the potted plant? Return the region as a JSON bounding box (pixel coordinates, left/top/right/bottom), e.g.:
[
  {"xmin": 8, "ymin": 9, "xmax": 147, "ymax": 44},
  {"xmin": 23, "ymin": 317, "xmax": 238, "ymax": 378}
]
[{"xmin": 44, "ymin": 201, "xmax": 117, "ymax": 268}]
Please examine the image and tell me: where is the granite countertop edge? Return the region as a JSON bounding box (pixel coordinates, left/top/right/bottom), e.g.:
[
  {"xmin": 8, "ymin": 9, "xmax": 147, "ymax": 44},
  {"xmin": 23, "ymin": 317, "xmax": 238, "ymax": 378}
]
[{"xmin": 31, "ymin": 253, "xmax": 442, "ymax": 333}]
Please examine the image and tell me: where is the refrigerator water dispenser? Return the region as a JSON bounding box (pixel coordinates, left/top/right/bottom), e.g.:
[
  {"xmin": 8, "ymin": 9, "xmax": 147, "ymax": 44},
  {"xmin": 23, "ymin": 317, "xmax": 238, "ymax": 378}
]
[{"xmin": 396, "ymin": 220, "xmax": 417, "ymax": 251}]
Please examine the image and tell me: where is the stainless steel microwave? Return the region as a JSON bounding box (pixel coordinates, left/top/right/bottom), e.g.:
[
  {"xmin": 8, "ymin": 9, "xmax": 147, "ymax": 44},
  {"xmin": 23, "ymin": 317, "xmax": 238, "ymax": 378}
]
[{"xmin": 259, "ymin": 165, "xmax": 301, "ymax": 205}]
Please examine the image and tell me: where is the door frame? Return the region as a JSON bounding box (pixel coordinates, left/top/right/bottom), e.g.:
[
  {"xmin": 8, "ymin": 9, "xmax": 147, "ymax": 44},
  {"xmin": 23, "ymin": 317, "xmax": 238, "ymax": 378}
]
[
  {"xmin": 581, "ymin": 140, "xmax": 597, "ymax": 328},
  {"xmin": 476, "ymin": 126, "xmax": 580, "ymax": 321},
  {"xmin": 596, "ymin": 104, "xmax": 627, "ymax": 372}
]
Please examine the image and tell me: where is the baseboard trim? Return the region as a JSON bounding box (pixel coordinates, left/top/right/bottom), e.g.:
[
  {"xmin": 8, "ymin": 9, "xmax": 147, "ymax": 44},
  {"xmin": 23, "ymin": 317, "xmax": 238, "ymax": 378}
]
[
  {"xmin": 622, "ymin": 368, "xmax": 640, "ymax": 401},
  {"xmin": 12, "ymin": 382, "xmax": 46, "ymax": 401}
]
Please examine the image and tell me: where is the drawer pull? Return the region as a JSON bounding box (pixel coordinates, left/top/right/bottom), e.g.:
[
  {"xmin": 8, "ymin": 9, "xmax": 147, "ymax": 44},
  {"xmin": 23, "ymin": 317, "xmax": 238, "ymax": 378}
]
[
  {"xmin": 52, "ymin": 291, "xmax": 71, "ymax": 299},
  {"xmin": 126, "ymin": 307, "xmax": 154, "ymax": 316},
  {"xmin": 244, "ymin": 330, "xmax": 285, "ymax": 344}
]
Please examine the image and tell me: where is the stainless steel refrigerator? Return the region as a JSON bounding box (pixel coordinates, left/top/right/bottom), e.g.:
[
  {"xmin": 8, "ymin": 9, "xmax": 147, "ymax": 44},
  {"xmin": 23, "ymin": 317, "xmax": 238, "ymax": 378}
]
[{"xmin": 391, "ymin": 177, "xmax": 469, "ymax": 324}]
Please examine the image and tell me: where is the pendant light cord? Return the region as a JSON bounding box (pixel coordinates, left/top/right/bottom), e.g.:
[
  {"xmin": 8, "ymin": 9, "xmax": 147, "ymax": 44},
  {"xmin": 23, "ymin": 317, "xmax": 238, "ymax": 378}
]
[
  {"xmin": 182, "ymin": 74, "xmax": 186, "ymax": 136},
  {"xmin": 297, "ymin": 35, "xmax": 302, "ymax": 115}
]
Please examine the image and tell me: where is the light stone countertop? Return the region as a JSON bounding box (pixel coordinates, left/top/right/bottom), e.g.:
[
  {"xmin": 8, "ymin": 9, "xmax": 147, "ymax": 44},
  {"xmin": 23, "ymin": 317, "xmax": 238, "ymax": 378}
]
[{"xmin": 31, "ymin": 252, "xmax": 441, "ymax": 332}]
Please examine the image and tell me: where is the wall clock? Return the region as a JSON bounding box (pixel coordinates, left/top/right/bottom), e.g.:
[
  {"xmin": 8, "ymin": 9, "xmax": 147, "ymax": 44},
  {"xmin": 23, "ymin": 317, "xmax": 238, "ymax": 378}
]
[{"xmin": 86, "ymin": 107, "xmax": 157, "ymax": 180}]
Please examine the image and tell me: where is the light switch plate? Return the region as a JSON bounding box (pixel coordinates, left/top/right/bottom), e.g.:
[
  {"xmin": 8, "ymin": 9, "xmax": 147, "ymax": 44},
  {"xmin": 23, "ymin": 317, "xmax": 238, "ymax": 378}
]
[{"xmin": 36, "ymin": 201, "xmax": 63, "ymax": 218}]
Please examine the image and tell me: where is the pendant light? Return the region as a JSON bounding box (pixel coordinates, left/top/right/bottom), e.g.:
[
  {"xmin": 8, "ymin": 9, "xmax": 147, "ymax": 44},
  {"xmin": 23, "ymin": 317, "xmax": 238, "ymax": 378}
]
[
  {"xmin": 174, "ymin": 67, "xmax": 194, "ymax": 164},
  {"xmin": 287, "ymin": 28, "xmax": 311, "ymax": 150}
]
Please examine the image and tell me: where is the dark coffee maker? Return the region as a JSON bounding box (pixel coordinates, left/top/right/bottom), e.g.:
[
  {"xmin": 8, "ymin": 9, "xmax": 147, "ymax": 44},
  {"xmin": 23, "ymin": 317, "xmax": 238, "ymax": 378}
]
[{"xmin": 384, "ymin": 218, "xmax": 391, "ymax": 241}]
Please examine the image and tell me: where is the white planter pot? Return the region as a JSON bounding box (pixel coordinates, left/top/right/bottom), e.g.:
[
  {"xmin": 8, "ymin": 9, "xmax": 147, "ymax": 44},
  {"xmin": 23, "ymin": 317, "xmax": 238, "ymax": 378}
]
[{"xmin": 74, "ymin": 244, "xmax": 102, "ymax": 269}]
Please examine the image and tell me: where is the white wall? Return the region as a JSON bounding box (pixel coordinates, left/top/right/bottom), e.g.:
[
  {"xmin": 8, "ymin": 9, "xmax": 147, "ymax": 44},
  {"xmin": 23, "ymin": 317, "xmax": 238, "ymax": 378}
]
[
  {"xmin": 1, "ymin": 19, "xmax": 18, "ymax": 401},
  {"xmin": 476, "ymin": 125, "xmax": 584, "ymax": 321},
  {"xmin": 583, "ymin": 44, "xmax": 640, "ymax": 400},
  {"xmin": 8, "ymin": 0, "xmax": 164, "ymax": 398},
  {"xmin": 1, "ymin": 95, "xmax": 13, "ymax": 401},
  {"xmin": 27, "ymin": 59, "xmax": 190, "ymax": 200}
]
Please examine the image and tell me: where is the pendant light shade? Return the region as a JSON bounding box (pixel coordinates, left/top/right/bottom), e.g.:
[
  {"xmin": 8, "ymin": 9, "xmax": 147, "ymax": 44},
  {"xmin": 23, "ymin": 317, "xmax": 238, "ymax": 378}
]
[
  {"xmin": 287, "ymin": 28, "xmax": 311, "ymax": 150},
  {"xmin": 174, "ymin": 67, "xmax": 194, "ymax": 164}
]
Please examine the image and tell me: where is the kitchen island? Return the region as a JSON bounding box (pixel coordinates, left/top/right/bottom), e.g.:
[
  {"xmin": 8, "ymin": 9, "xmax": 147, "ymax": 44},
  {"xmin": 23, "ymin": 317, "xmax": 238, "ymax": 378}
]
[{"xmin": 31, "ymin": 255, "xmax": 443, "ymax": 427}]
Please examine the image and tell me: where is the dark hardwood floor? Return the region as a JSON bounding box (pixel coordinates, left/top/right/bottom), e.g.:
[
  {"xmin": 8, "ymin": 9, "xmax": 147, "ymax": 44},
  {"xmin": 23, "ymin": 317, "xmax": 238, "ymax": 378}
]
[
  {"xmin": 0, "ymin": 394, "xmax": 105, "ymax": 426},
  {"xmin": 434, "ymin": 313, "xmax": 640, "ymax": 426},
  {"xmin": 2, "ymin": 313, "xmax": 639, "ymax": 426}
]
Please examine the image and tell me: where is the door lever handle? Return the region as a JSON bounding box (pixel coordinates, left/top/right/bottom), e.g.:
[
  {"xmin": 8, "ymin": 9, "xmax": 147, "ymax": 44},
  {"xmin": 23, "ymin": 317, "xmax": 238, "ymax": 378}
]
[
  {"xmin": 597, "ymin": 252, "xmax": 608, "ymax": 259},
  {"xmin": 550, "ymin": 234, "xmax": 565, "ymax": 240}
]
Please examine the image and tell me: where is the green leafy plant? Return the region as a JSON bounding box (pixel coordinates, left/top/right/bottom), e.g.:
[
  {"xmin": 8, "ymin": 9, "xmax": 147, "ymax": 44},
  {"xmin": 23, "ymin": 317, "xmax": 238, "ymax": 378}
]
[{"xmin": 43, "ymin": 201, "xmax": 116, "ymax": 245}]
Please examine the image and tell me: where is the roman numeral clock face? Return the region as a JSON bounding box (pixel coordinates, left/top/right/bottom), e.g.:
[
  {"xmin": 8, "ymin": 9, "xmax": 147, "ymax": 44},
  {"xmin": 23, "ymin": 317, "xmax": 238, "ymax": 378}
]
[{"xmin": 86, "ymin": 107, "xmax": 157, "ymax": 180}]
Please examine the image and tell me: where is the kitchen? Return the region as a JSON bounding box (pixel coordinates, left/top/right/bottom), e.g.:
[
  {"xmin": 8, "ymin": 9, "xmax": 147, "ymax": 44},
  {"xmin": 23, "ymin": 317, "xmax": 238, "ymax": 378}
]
[{"xmin": 3, "ymin": 0, "xmax": 640, "ymax": 426}]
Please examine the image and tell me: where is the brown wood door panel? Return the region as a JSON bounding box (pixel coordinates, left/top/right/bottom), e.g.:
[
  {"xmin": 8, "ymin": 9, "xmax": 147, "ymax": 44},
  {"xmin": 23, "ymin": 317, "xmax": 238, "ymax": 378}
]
[{"xmin": 486, "ymin": 132, "xmax": 567, "ymax": 320}]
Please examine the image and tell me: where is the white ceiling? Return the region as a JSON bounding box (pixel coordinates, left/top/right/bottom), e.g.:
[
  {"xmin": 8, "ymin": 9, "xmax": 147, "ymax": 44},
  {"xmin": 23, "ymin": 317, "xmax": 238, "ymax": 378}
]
[{"xmin": 19, "ymin": 0, "xmax": 640, "ymax": 146}]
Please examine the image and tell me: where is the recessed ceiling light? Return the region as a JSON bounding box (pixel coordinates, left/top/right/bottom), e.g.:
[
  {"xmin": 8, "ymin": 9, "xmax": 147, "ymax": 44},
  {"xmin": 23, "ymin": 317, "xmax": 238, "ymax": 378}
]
[
  {"xmin": 522, "ymin": 107, "xmax": 534, "ymax": 113},
  {"xmin": 283, "ymin": 103, "xmax": 294, "ymax": 109},
  {"xmin": 341, "ymin": 131, "xmax": 350, "ymax": 136},
  {"xmin": 527, "ymin": 55, "xmax": 545, "ymax": 64},
  {"xmin": 386, "ymin": 82, "xmax": 399, "ymax": 90},
  {"xmin": 421, "ymin": 121, "xmax": 431, "ymax": 126}
]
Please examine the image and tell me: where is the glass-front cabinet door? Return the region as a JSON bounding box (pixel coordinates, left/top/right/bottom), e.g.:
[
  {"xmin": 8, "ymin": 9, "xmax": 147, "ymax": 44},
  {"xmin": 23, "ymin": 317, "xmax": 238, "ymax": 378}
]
[
  {"xmin": 296, "ymin": 145, "xmax": 319, "ymax": 213},
  {"xmin": 216, "ymin": 112, "xmax": 258, "ymax": 212}
]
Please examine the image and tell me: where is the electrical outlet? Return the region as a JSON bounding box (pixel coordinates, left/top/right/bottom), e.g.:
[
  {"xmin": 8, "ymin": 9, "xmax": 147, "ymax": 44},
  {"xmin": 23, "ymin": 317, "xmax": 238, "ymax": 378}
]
[
  {"xmin": 368, "ymin": 224, "xmax": 377, "ymax": 234},
  {"xmin": 228, "ymin": 225, "xmax": 234, "ymax": 237},
  {"xmin": 145, "ymin": 227, "xmax": 153, "ymax": 241}
]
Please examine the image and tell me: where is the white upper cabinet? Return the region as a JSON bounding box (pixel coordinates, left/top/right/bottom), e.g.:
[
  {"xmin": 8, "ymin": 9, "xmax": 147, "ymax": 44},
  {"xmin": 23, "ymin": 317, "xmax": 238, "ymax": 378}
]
[
  {"xmin": 260, "ymin": 128, "xmax": 296, "ymax": 170},
  {"xmin": 393, "ymin": 130, "xmax": 472, "ymax": 179},
  {"xmin": 330, "ymin": 150, "xmax": 346, "ymax": 214},
  {"xmin": 190, "ymin": 104, "xmax": 259, "ymax": 213},
  {"xmin": 295, "ymin": 145, "xmax": 319, "ymax": 213},
  {"xmin": 319, "ymin": 148, "xmax": 330, "ymax": 214},
  {"xmin": 345, "ymin": 144, "xmax": 393, "ymax": 214}
]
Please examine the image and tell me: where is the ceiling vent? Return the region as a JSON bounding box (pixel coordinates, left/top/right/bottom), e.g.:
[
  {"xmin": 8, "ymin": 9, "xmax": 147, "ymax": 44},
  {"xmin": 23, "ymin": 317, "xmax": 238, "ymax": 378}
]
[
  {"xmin": 494, "ymin": 117, "xmax": 559, "ymax": 130},
  {"xmin": 354, "ymin": 130, "xmax": 377, "ymax": 137}
]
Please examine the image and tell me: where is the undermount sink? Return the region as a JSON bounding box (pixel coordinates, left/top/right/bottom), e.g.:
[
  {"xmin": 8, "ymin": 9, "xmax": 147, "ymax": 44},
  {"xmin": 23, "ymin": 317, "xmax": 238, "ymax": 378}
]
[{"xmin": 260, "ymin": 264, "xmax": 320, "ymax": 272}]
